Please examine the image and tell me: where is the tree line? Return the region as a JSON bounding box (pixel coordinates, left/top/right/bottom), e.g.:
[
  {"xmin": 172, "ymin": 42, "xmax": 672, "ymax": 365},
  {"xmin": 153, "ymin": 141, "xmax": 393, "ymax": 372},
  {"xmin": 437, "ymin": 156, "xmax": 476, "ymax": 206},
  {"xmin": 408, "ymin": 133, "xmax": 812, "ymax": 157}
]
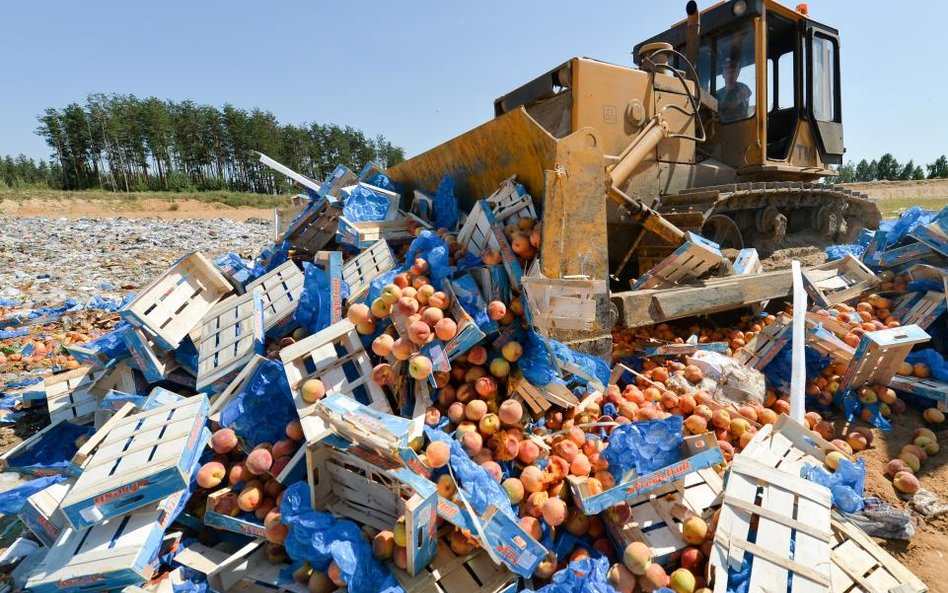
[
  {"xmin": 1, "ymin": 93, "xmax": 405, "ymax": 193},
  {"xmin": 835, "ymin": 153, "xmax": 948, "ymax": 183}
]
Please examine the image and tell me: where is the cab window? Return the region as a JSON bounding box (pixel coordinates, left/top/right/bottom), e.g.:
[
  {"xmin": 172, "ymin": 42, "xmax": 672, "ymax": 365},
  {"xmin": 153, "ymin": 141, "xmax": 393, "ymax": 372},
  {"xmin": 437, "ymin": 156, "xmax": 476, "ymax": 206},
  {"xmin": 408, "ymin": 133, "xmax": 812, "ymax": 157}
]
[{"xmin": 696, "ymin": 21, "xmax": 757, "ymax": 123}]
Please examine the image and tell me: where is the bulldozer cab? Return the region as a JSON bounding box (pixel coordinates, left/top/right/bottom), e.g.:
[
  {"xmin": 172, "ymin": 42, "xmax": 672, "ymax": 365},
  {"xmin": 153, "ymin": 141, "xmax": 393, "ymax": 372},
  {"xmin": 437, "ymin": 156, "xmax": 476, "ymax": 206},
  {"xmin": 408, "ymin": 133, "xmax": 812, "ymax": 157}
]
[{"xmin": 636, "ymin": 0, "xmax": 843, "ymax": 181}]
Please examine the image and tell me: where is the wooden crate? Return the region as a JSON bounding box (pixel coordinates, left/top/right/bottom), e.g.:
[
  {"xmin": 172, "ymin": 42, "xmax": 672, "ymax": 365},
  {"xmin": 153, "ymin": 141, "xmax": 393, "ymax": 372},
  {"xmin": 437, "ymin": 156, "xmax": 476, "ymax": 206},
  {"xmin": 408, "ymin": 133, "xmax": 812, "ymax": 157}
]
[
  {"xmin": 837, "ymin": 324, "xmax": 930, "ymax": 394},
  {"xmin": 603, "ymin": 468, "xmax": 723, "ymax": 566},
  {"xmin": 804, "ymin": 319, "xmax": 855, "ymax": 363},
  {"xmin": 60, "ymin": 396, "xmax": 209, "ymax": 530},
  {"xmin": 122, "ymin": 325, "xmax": 178, "ymax": 384},
  {"xmin": 42, "ymin": 366, "xmax": 104, "ymax": 425},
  {"xmin": 910, "ymin": 221, "xmax": 948, "ymax": 257},
  {"xmin": 631, "ymin": 232, "xmax": 724, "ymax": 291},
  {"xmin": 456, "ymin": 201, "xmax": 524, "ymax": 287},
  {"xmin": 19, "ymin": 479, "xmax": 71, "ymax": 546},
  {"xmin": 739, "ymin": 416, "xmax": 850, "ymax": 474},
  {"xmin": 71, "ymin": 402, "xmax": 137, "ymax": 473},
  {"xmin": 209, "ymin": 354, "xmax": 269, "ymax": 417},
  {"xmin": 878, "ymin": 242, "xmax": 935, "ymax": 268},
  {"xmin": 508, "ymin": 372, "xmax": 577, "ymax": 419},
  {"xmin": 888, "ymin": 374, "xmax": 948, "ymax": 412},
  {"xmin": 338, "ymin": 211, "xmax": 431, "ymax": 249},
  {"xmin": 392, "ymin": 529, "xmax": 518, "ymax": 593},
  {"xmin": 521, "ymin": 268, "xmax": 606, "ymax": 333},
  {"xmin": 208, "ymin": 541, "xmax": 310, "ymax": 593},
  {"xmin": 284, "ymin": 198, "xmax": 344, "ymax": 254},
  {"xmin": 733, "ymin": 313, "xmax": 791, "ymax": 370},
  {"xmin": 484, "ymin": 176, "xmax": 537, "ymax": 227},
  {"xmin": 802, "ymin": 255, "xmax": 880, "ymax": 307},
  {"xmin": 710, "ymin": 455, "xmax": 833, "ymax": 593},
  {"xmin": 196, "ymin": 289, "xmax": 265, "ymax": 392},
  {"xmin": 342, "ymin": 239, "xmax": 396, "ymax": 300},
  {"xmin": 828, "ymin": 515, "xmax": 928, "ymax": 593},
  {"xmin": 244, "ymin": 260, "xmax": 305, "ymax": 332},
  {"xmin": 121, "ymin": 251, "xmax": 232, "ymax": 351},
  {"xmin": 308, "ymin": 440, "xmax": 438, "ymax": 575},
  {"xmin": 280, "ymin": 320, "xmax": 392, "ymax": 443},
  {"xmin": 893, "ymin": 290, "xmax": 946, "ymax": 329}
]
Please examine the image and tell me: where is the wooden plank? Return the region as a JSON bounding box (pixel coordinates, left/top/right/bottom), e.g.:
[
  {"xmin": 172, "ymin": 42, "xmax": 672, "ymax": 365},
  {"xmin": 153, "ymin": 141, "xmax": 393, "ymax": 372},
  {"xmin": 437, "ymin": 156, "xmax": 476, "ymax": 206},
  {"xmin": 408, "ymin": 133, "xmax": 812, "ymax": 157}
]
[
  {"xmin": 631, "ymin": 232, "xmax": 724, "ymax": 290},
  {"xmin": 245, "ymin": 260, "xmax": 305, "ymax": 331},
  {"xmin": 342, "ymin": 240, "xmax": 396, "ymax": 300},
  {"xmin": 71, "ymin": 402, "xmax": 136, "ymax": 466}
]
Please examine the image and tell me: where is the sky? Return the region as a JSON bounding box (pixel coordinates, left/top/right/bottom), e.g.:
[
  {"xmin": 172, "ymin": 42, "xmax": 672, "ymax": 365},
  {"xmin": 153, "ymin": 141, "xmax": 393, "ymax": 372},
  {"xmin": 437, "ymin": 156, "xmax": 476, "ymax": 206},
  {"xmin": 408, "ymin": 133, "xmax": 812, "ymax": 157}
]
[{"xmin": 1, "ymin": 0, "xmax": 946, "ymax": 169}]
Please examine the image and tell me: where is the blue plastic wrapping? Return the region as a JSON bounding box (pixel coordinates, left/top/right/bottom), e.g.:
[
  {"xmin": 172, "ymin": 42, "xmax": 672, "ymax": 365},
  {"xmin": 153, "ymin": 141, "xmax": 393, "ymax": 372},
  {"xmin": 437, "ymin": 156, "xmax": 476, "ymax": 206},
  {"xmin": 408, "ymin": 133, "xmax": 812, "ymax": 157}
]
[
  {"xmin": 549, "ymin": 339, "xmax": 611, "ymax": 388},
  {"xmin": 85, "ymin": 294, "xmax": 135, "ymax": 312},
  {"xmin": 0, "ymin": 475, "xmax": 68, "ymax": 514},
  {"xmin": 294, "ymin": 262, "xmax": 350, "ymax": 335},
  {"xmin": 726, "ymin": 553, "xmax": 754, "ymax": 593},
  {"xmin": 454, "ymin": 252, "xmax": 484, "ymax": 273},
  {"xmin": 803, "ymin": 457, "xmax": 866, "ymax": 513},
  {"xmin": 0, "ymin": 298, "xmax": 20, "ymax": 307},
  {"xmin": 171, "ymin": 568, "xmax": 209, "ymax": 593},
  {"xmin": 425, "ymin": 428, "xmax": 512, "ymax": 517},
  {"xmin": 3, "ymin": 421, "xmax": 94, "ymax": 475},
  {"xmin": 762, "ymin": 345, "xmax": 830, "ymax": 391},
  {"xmin": 174, "ymin": 336, "xmax": 200, "ymax": 375},
  {"xmin": 0, "ymin": 299, "xmax": 80, "ymax": 327},
  {"xmin": 836, "ymin": 388, "xmax": 892, "ymax": 430},
  {"xmin": 905, "ymin": 349, "xmax": 948, "ymax": 381},
  {"xmin": 0, "ymin": 329, "xmax": 29, "ymax": 339},
  {"xmin": 67, "ymin": 321, "xmax": 132, "ymax": 367},
  {"xmin": 366, "ymin": 269, "xmax": 399, "ymax": 305},
  {"xmin": 825, "ymin": 244, "xmax": 866, "ymax": 261},
  {"xmin": 906, "ymin": 279, "xmax": 945, "ymax": 293},
  {"xmin": 404, "ymin": 232, "xmax": 451, "ymax": 291},
  {"xmin": 343, "ymin": 184, "xmax": 392, "ymax": 223},
  {"xmin": 433, "ymin": 176, "xmax": 459, "ymax": 230},
  {"xmin": 882, "ymin": 207, "xmax": 934, "ymax": 244},
  {"xmin": 281, "ymin": 482, "xmax": 404, "ymax": 593},
  {"xmin": 602, "ymin": 416, "xmax": 684, "ymax": 479},
  {"xmin": 215, "ymin": 252, "xmax": 266, "ymax": 289},
  {"xmin": 530, "ymin": 556, "xmax": 619, "ymax": 593},
  {"xmin": 520, "ymin": 330, "xmax": 564, "ymax": 387},
  {"xmin": 257, "ymin": 240, "xmax": 291, "ymax": 273},
  {"xmin": 220, "ymin": 359, "xmax": 296, "ymax": 449}
]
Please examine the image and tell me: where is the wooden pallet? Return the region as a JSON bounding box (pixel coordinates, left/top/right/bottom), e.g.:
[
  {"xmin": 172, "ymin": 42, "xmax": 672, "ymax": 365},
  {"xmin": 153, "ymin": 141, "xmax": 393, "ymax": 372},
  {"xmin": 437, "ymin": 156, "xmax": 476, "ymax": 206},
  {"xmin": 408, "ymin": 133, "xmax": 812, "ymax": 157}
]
[
  {"xmin": 60, "ymin": 396, "xmax": 208, "ymax": 529},
  {"xmin": 342, "ymin": 240, "xmax": 396, "ymax": 300},
  {"xmin": 196, "ymin": 289, "xmax": 264, "ymax": 391},
  {"xmin": 43, "ymin": 366, "xmax": 105, "ymax": 425},
  {"xmin": 284, "ymin": 198, "xmax": 344, "ymax": 254},
  {"xmin": 632, "ymin": 232, "xmax": 725, "ymax": 291},
  {"xmin": 888, "ymin": 374, "xmax": 948, "ymax": 412},
  {"xmin": 121, "ymin": 251, "xmax": 232, "ymax": 351},
  {"xmin": 244, "ymin": 260, "xmax": 305, "ymax": 332},
  {"xmin": 894, "ymin": 291, "xmax": 946, "ymax": 329},
  {"xmin": 802, "ymin": 255, "xmax": 880, "ymax": 308},
  {"xmin": 711, "ymin": 455, "xmax": 833, "ymax": 593},
  {"xmin": 280, "ymin": 320, "xmax": 392, "ymax": 443},
  {"xmin": 829, "ymin": 514, "xmax": 928, "ymax": 593},
  {"xmin": 521, "ymin": 266, "xmax": 606, "ymax": 333},
  {"xmin": 837, "ymin": 324, "xmax": 930, "ymax": 394},
  {"xmin": 733, "ymin": 314, "xmax": 791, "ymax": 370},
  {"xmin": 208, "ymin": 541, "xmax": 309, "ymax": 593},
  {"xmin": 392, "ymin": 528, "xmax": 518, "ymax": 593},
  {"xmin": 603, "ymin": 468, "xmax": 723, "ymax": 566}
]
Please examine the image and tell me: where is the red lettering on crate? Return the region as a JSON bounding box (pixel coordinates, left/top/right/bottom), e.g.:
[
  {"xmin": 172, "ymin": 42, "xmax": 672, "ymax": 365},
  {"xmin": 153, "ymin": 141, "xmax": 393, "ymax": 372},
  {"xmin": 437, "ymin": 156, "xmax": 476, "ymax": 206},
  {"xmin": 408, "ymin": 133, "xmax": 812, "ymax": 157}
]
[
  {"xmin": 36, "ymin": 514, "xmax": 59, "ymax": 540},
  {"xmin": 59, "ymin": 574, "xmax": 105, "ymax": 587},
  {"xmin": 94, "ymin": 479, "xmax": 149, "ymax": 506},
  {"xmin": 495, "ymin": 544, "xmax": 522, "ymax": 566},
  {"xmin": 186, "ymin": 414, "xmax": 205, "ymax": 450},
  {"xmin": 437, "ymin": 499, "xmax": 459, "ymax": 518}
]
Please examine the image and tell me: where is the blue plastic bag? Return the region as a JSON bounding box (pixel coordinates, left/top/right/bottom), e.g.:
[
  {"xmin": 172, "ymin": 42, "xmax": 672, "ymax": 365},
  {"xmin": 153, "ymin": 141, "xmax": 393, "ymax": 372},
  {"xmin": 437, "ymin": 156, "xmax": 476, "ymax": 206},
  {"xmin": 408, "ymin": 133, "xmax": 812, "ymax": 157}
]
[
  {"xmin": 905, "ymin": 349, "xmax": 947, "ymax": 381},
  {"xmin": 294, "ymin": 262, "xmax": 350, "ymax": 335},
  {"xmin": 3, "ymin": 421, "xmax": 94, "ymax": 475},
  {"xmin": 602, "ymin": 416, "xmax": 684, "ymax": 479},
  {"xmin": 519, "ymin": 330, "xmax": 564, "ymax": 387},
  {"xmin": 880, "ymin": 206, "xmax": 934, "ymax": 244},
  {"xmin": 0, "ymin": 329, "xmax": 29, "ymax": 339},
  {"xmin": 433, "ymin": 176, "xmax": 459, "ymax": 230},
  {"xmin": 220, "ymin": 359, "xmax": 296, "ymax": 449},
  {"xmin": 549, "ymin": 339, "xmax": 611, "ymax": 388},
  {"xmin": 530, "ymin": 556, "xmax": 619, "ymax": 593},
  {"xmin": 67, "ymin": 321, "xmax": 132, "ymax": 368},
  {"xmin": 0, "ymin": 475, "xmax": 68, "ymax": 514},
  {"xmin": 425, "ymin": 428, "xmax": 512, "ymax": 517},
  {"xmin": 281, "ymin": 482, "xmax": 404, "ymax": 593},
  {"xmin": 803, "ymin": 457, "xmax": 866, "ymax": 513},
  {"xmin": 404, "ymin": 232, "xmax": 451, "ymax": 291},
  {"xmin": 343, "ymin": 184, "xmax": 392, "ymax": 223}
]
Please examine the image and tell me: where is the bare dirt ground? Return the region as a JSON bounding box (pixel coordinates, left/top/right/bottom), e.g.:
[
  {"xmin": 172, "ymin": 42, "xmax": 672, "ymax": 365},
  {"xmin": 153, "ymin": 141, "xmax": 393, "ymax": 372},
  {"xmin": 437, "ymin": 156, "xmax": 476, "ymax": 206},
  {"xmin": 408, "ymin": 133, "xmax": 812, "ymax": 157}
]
[{"xmin": 0, "ymin": 196, "xmax": 275, "ymax": 220}]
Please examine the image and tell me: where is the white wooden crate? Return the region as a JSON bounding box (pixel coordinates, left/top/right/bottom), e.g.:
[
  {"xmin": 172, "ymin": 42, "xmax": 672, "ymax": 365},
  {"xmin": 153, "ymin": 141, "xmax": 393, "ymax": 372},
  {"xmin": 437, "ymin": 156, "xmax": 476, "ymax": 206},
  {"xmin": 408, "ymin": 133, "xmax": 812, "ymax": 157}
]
[
  {"xmin": 733, "ymin": 313, "xmax": 791, "ymax": 370},
  {"xmin": 838, "ymin": 325, "xmax": 930, "ymax": 394},
  {"xmin": 245, "ymin": 260, "xmax": 305, "ymax": 332},
  {"xmin": 19, "ymin": 480, "xmax": 71, "ymax": 546},
  {"xmin": 828, "ymin": 516, "xmax": 927, "ymax": 593},
  {"xmin": 60, "ymin": 396, "xmax": 208, "ymax": 529},
  {"xmin": 284, "ymin": 198, "xmax": 343, "ymax": 254},
  {"xmin": 337, "ymin": 211, "xmax": 430, "ymax": 248},
  {"xmin": 484, "ymin": 177, "xmax": 537, "ymax": 226},
  {"xmin": 894, "ymin": 290, "xmax": 946, "ymax": 329},
  {"xmin": 43, "ymin": 366, "xmax": 105, "ymax": 425},
  {"xmin": 711, "ymin": 455, "xmax": 833, "ymax": 593},
  {"xmin": 521, "ymin": 263, "xmax": 606, "ymax": 333},
  {"xmin": 280, "ymin": 320, "xmax": 392, "ymax": 443},
  {"xmin": 342, "ymin": 240, "xmax": 396, "ymax": 300},
  {"xmin": 196, "ymin": 289, "xmax": 264, "ymax": 391},
  {"xmin": 208, "ymin": 541, "xmax": 308, "ymax": 593},
  {"xmin": 121, "ymin": 251, "xmax": 232, "ymax": 351},
  {"xmin": 802, "ymin": 255, "xmax": 880, "ymax": 308},
  {"xmin": 631, "ymin": 232, "xmax": 724, "ymax": 290},
  {"xmin": 392, "ymin": 529, "xmax": 518, "ymax": 593}
]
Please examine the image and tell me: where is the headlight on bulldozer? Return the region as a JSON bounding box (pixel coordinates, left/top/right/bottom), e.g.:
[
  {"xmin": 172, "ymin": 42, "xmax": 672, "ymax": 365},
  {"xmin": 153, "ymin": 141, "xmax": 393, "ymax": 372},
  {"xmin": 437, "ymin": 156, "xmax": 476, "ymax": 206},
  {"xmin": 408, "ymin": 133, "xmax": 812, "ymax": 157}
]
[{"xmin": 732, "ymin": 0, "xmax": 748, "ymax": 16}]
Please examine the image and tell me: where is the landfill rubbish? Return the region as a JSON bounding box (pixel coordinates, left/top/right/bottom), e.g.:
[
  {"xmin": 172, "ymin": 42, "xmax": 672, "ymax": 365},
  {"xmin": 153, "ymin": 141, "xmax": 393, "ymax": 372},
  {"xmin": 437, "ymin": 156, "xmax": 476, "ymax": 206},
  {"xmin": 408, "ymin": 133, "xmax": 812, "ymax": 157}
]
[{"xmin": 0, "ymin": 161, "xmax": 942, "ymax": 593}]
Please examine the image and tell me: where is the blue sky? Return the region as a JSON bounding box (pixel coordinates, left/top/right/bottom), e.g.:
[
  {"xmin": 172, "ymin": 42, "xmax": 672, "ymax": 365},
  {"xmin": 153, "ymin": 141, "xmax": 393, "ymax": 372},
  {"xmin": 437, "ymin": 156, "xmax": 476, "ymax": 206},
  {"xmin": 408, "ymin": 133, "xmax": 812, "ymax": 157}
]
[{"xmin": 2, "ymin": 1, "xmax": 946, "ymax": 169}]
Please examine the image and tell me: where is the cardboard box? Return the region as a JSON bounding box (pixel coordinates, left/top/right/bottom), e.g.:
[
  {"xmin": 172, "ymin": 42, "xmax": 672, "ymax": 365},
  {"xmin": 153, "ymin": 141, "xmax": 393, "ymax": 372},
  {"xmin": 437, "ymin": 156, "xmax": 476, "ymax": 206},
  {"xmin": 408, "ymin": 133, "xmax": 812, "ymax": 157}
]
[{"xmin": 60, "ymin": 396, "xmax": 209, "ymax": 529}]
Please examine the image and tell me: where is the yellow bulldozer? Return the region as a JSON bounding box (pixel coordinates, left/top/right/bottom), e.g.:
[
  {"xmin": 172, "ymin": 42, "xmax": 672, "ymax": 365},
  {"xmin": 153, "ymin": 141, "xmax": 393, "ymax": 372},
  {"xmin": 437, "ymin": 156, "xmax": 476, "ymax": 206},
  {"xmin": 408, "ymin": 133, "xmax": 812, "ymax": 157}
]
[{"xmin": 387, "ymin": 0, "xmax": 881, "ymax": 352}]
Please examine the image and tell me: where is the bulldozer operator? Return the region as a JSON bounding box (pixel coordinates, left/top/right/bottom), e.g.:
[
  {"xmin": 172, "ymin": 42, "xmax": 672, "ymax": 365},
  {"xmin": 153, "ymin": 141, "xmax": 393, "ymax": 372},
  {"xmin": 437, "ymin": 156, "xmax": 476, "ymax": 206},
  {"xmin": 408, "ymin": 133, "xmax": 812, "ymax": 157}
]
[{"xmin": 717, "ymin": 57, "xmax": 752, "ymax": 122}]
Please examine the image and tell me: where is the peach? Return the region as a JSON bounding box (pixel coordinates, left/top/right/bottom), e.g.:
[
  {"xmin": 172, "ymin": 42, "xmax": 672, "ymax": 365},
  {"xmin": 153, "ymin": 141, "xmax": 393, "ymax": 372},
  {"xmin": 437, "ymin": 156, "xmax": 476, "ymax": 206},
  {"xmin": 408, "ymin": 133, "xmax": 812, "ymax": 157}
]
[
  {"xmin": 407, "ymin": 320, "xmax": 431, "ymax": 345},
  {"xmin": 467, "ymin": 345, "xmax": 488, "ymax": 366},
  {"xmin": 684, "ymin": 365, "xmax": 703, "ymax": 383},
  {"xmin": 847, "ymin": 431, "xmax": 869, "ymax": 452},
  {"xmin": 272, "ymin": 439, "xmax": 296, "ymax": 460},
  {"xmin": 487, "ymin": 301, "xmax": 506, "ymax": 321},
  {"xmin": 308, "ymin": 571, "xmax": 335, "ymax": 593},
  {"xmin": 266, "ymin": 542, "xmax": 288, "ymax": 563},
  {"xmin": 255, "ymin": 498, "xmax": 276, "ymax": 520},
  {"xmin": 893, "ymin": 471, "xmax": 920, "ymax": 495},
  {"xmin": 372, "ymin": 334, "xmax": 395, "ymax": 356},
  {"xmin": 521, "ymin": 465, "xmax": 546, "ymax": 493},
  {"xmin": 684, "ymin": 414, "xmax": 708, "ymax": 435},
  {"xmin": 523, "ymin": 490, "xmax": 548, "ymax": 518},
  {"xmin": 265, "ymin": 517, "xmax": 288, "ymax": 545},
  {"xmin": 327, "ymin": 562, "xmax": 345, "ymax": 588},
  {"xmin": 197, "ymin": 461, "xmax": 227, "ymax": 489},
  {"xmin": 680, "ymin": 547, "xmax": 704, "ymax": 571},
  {"xmin": 479, "ymin": 413, "xmax": 501, "ymax": 436},
  {"xmin": 460, "ymin": 431, "xmax": 483, "ymax": 456},
  {"xmin": 429, "ymin": 291, "xmax": 449, "ymax": 310},
  {"xmin": 520, "ymin": 516, "xmax": 543, "ymax": 541},
  {"xmin": 898, "ymin": 451, "xmax": 921, "ymax": 472},
  {"xmin": 608, "ymin": 563, "xmax": 637, "ymax": 593},
  {"xmin": 408, "ymin": 355, "xmax": 433, "ymax": 380},
  {"xmin": 886, "ymin": 458, "xmax": 912, "ymax": 478},
  {"xmin": 623, "ymin": 541, "xmax": 652, "ymax": 575},
  {"xmin": 301, "ymin": 379, "xmax": 326, "ymax": 403},
  {"xmin": 346, "ymin": 302, "xmax": 371, "ymax": 325},
  {"xmin": 475, "ymin": 376, "xmax": 497, "ymax": 397},
  {"xmin": 640, "ymin": 563, "xmax": 669, "ymax": 593},
  {"xmin": 730, "ymin": 418, "xmax": 752, "ymax": 438},
  {"xmin": 416, "ymin": 284, "xmax": 435, "ymax": 304},
  {"xmin": 293, "ymin": 561, "xmax": 313, "ymax": 584},
  {"xmin": 393, "ymin": 518, "xmax": 407, "ymax": 547},
  {"xmin": 449, "ymin": 528, "xmax": 477, "ymax": 556},
  {"xmin": 517, "ymin": 439, "xmax": 541, "ymax": 464},
  {"xmin": 380, "ymin": 284, "xmax": 402, "ymax": 305},
  {"xmin": 711, "ymin": 409, "xmax": 730, "ymax": 430},
  {"xmin": 552, "ymin": 439, "xmax": 579, "ymax": 463},
  {"xmin": 669, "ymin": 568, "xmax": 696, "ymax": 593},
  {"xmin": 502, "ymin": 341, "xmax": 523, "ymax": 362},
  {"xmin": 489, "ymin": 358, "xmax": 510, "ymax": 378},
  {"xmin": 479, "ymin": 460, "xmax": 501, "ymax": 482},
  {"xmin": 247, "ymin": 448, "xmax": 273, "ymax": 475},
  {"xmin": 570, "ymin": 454, "xmax": 592, "ymax": 476},
  {"xmin": 370, "ymin": 363, "xmax": 394, "ymax": 387},
  {"xmin": 534, "ymin": 554, "xmax": 558, "ymax": 580},
  {"xmin": 814, "ymin": 420, "xmax": 835, "ymax": 441},
  {"xmin": 923, "ymin": 408, "xmax": 945, "ymax": 424},
  {"xmin": 492, "ymin": 401, "xmax": 521, "ymax": 427},
  {"xmin": 370, "ymin": 297, "xmax": 392, "ymax": 319},
  {"xmin": 824, "ymin": 450, "xmax": 845, "ymax": 471},
  {"xmin": 661, "ymin": 392, "xmax": 679, "ymax": 410},
  {"xmin": 391, "ymin": 546, "xmax": 408, "ymax": 570},
  {"xmin": 465, "ymin": 399, "xmax": 488, "ymax": 422},
  {"xmin": 465, "ymin": 366, "xmax": 486, "ymax": 383},
  {"xmin": 831, "ymin": 439, "xmax": 853, "ymax": 456},
  {"xmin": 270, "ymin": 456, "xmax": 291, "ymax": 479},
  {"xmin": 228, "ymin": 463, "xmax": 247, "ymax": 485},
  {"xmin": 392, "ymin": 338, "xmax": 413, "ymax": 361},
  {"xmin": 902, "ymin": 444, "xmax": 927, "ymax": 464},
  {"xmin": 286, "ymin": 419, "xmax": 304, "ymax": 442},
  {"xmin": 426, "ymin": 441, "xmax": 451, "ymax": 468},
  {"xmin": 541, "ymin": 496, "xmax": 567, "ymax": 526},
  {"xmin": 915, "ymin": 436, "xmax": 939, "ymax": 456},
  {"xmin": 210, "ymin": 428, "xmax": 238, "ymax": 454},
  {"xmin": 373, "ymin": 530, "xmax": 395, "ymax": 559},
  {"xmin": 913, "ymin": 363, "xmax": 931, "ymax": 378},
  {"xmin": 913, "ymin": 427, "xmax": 936, "ymax": 442},
  {"xmin": 238, "ymin": 481, "xmax": 263, "ymax": 512},
  {"xmin": 433, "ymin": 318, "xmax": 458, "ymax": 342},
  {"xmin": 446, "ymin": 402, "xmax": 465, "ymax": 425},
  {"xmin": 682, "ymin": 516, "xmax": 708, "ymax": 545}
]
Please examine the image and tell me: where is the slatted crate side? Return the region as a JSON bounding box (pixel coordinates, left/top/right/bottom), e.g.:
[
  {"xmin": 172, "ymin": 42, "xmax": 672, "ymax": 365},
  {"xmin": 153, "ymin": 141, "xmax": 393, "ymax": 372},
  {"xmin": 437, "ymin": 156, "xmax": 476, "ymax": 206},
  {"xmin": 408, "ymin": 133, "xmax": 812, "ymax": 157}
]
[
  {"xmin": 829, "ymin": 516, "xmax": 927, "ymax": 593},
  {"xmin": 44, "ymin": 366, "xmax": 105, "ymax": 425},
  {"xmin": 521, "ymin": 273, "xmax": 605, "ymax": 333},
  {"xmin": 485, "ymin": 177, "xmax": 537, "ymax": 226},
  {"xmin": 896, "ymin": 290, "xmax": 946, "ymax": 329},
  {"xmin": 285, "ymin": 199, "xmax": 343, "ymax": 254},
  {"xmin": 245, "ymin": 260, "xmax": 305, "ymax": 331},
  {"xmin": 631, "ymin": 233, "xmax": 724, "ymax": 291},
  {"xmin": 342, "ymin": 240, "xmax": 396, "ymax": 300},
  {"xmin": 734, "ymin": 314, "xmax": 791, "ymax": 369},
  {"xmin": 710, "ymin": 457, "xmax": 833, "ymax": 593},
  {"xmin": 208, "ymin": 541, "xmax": 309, "ymax": 593},
  {"xmin": 804, "ymin": 320, "xmax": 855, "ymax": 363},
  {"xmin": 802, "ymin": 255, "xmax": 880, "ymax": 307},
  {"xmin": 888, "ymin": 374, "xmax": 948, "ymax": 411},
  {"xmin": 281, "ymin": 320, "xmax": 391, "ymax": 441},
  {"xmin": 393, "ymin": 530, "xmax": 518, "ymax": 593},
  {"xmin": 122, "ymin": 252, "xmax": 232, "ymax": 351},
  {"xmin": 878, "ymin": 242, "xmax": 935, "ymax": 268},
  {"xmin": 196, "ymin": 290, "xmax": 264, "ymax": 391},
  {"xmin": 838, "ymin": 324, "xmax": 931, "ymax": 393},
  {"xmin": 19, "ymin": 480, "xmax": 71, "ymax": 546}
]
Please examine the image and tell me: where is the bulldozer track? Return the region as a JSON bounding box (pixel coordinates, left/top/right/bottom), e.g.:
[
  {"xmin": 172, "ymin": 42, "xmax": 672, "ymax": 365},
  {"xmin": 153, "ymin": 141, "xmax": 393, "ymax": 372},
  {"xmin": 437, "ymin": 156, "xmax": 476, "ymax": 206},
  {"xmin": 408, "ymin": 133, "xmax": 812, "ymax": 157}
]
[{"xmin": 656, "ymin": 181, "xmax": 883, "ymax": 254}]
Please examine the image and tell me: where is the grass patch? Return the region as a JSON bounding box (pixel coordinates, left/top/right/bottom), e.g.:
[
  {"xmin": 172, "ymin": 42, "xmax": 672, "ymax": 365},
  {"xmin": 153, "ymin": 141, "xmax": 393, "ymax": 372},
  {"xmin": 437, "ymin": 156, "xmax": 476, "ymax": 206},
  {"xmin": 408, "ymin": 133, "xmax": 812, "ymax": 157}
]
[
  {"xmin": 0, "ymin": 188, "xmax": 292, "ymax": 209},
  {"xmin": 876, "ymin": 196, "xmax": 948, "ymax": 219}
]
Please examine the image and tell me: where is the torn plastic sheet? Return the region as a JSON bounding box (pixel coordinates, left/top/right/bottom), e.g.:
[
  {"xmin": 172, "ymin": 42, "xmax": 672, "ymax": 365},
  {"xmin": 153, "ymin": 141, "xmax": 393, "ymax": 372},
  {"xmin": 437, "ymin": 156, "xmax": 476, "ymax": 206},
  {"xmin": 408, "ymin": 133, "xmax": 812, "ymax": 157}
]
[{"xmin": 0, "ymin": 474, "xmax": 68, "ymax": 515}]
